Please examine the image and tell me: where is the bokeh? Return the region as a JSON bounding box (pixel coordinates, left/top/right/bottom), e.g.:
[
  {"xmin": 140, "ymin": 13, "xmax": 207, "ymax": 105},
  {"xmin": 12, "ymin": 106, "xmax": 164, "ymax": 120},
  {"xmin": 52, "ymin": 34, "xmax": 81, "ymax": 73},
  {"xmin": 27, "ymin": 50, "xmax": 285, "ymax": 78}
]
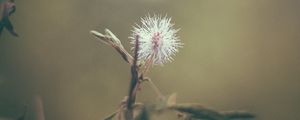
[{"xmin": 0, "ymin": 0, "xmax": 299, "ymax": 120}]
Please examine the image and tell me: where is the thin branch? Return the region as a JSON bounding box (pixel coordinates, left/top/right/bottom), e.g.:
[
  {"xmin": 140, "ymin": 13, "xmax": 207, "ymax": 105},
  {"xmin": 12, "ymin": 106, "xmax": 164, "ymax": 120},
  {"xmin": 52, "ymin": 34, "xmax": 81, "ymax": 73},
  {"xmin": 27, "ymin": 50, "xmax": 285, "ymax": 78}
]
[{"xmin": 143, "ymin": 77, "xmax": 164, "ymax": 100}]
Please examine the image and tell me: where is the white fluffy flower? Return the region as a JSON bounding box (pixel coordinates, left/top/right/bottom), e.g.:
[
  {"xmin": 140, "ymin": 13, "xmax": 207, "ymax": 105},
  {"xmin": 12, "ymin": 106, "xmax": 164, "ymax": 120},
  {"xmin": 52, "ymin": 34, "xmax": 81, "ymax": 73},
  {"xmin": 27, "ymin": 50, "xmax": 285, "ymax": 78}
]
[{"xmin": 130, "ymin": 15, "xmax": 182, "ymax": 65}]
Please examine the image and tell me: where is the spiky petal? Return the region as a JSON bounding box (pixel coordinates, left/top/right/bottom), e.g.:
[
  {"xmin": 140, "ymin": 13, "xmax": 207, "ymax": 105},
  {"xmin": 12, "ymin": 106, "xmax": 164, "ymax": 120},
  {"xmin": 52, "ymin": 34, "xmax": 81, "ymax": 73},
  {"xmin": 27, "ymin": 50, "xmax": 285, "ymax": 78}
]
[{"xmin": 130, "ymin": 14, "xmax": 182, "ymax": 65}]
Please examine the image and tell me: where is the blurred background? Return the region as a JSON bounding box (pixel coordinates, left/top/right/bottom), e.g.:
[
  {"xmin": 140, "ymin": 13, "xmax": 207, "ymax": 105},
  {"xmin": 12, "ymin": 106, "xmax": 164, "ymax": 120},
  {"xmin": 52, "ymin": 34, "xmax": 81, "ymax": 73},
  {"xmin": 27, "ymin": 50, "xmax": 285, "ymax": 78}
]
[{"xmin": 0, "ymin": 0, "xmax": 299, "ymax": 120}]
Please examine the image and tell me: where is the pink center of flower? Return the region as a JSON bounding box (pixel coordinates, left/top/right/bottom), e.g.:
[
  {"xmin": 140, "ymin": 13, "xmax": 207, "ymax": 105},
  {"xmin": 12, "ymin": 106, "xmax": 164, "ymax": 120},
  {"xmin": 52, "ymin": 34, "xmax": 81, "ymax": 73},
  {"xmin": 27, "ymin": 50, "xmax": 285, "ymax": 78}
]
[{"xmin": 152, "ymin": 32, "xmax": 161, "ymax": 51}]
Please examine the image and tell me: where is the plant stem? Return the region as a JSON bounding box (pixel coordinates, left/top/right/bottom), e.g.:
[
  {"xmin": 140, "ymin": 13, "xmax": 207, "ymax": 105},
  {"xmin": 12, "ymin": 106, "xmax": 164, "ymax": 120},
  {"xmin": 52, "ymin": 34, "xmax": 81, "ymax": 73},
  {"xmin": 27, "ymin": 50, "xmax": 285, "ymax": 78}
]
[{"xmin": 126, "ymin": 35, "xmax": 140, "ymax": 120}]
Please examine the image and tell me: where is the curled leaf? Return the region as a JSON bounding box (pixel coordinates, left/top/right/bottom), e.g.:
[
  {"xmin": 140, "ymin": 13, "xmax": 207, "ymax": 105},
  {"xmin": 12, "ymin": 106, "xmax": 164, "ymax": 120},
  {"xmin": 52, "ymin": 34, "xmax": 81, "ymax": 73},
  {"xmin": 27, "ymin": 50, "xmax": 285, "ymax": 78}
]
[
  {"xmin": 0, "ymin": 0, "xmax": 18, "ymax": 37},
  {"xmin": 90, "ymin": 29, "xmax": 122, "ymax": 48},
  {"xmin": 90, "ymin": 30, "xmax": 110, "ymax": 45},
  {"xmin": 105, "ymin": 29, "xmax": 122, "ymax": 47},
  {"xmin": 90, "ymin": 29, "xmax": 133, "ymax": 64}
]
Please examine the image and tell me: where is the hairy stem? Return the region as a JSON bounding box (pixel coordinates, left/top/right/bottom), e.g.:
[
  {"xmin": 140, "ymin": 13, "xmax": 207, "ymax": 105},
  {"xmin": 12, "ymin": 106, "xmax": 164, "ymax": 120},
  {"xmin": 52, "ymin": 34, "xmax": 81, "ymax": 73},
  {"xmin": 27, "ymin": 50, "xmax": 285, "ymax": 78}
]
[{"xmin": 126, "ymin": 35, "xmax": 140, "ymax": 120}]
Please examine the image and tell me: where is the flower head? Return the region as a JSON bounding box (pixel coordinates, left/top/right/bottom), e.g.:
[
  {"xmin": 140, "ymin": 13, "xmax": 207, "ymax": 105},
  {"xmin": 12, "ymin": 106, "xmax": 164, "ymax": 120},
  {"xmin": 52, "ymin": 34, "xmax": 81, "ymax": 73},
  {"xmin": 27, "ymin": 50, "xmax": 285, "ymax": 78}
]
[{"xmin": 130, "ymin": 14, "xmax": 182, "ymax": 65}]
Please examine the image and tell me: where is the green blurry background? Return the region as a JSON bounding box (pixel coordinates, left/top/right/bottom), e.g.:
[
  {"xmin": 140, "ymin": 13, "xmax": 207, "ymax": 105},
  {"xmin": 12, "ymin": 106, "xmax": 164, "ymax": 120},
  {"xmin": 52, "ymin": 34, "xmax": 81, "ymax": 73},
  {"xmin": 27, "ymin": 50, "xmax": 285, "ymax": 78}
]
[{"xmin": 0, "ymin": 0, "xmax": 299, "ymax": 120}]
